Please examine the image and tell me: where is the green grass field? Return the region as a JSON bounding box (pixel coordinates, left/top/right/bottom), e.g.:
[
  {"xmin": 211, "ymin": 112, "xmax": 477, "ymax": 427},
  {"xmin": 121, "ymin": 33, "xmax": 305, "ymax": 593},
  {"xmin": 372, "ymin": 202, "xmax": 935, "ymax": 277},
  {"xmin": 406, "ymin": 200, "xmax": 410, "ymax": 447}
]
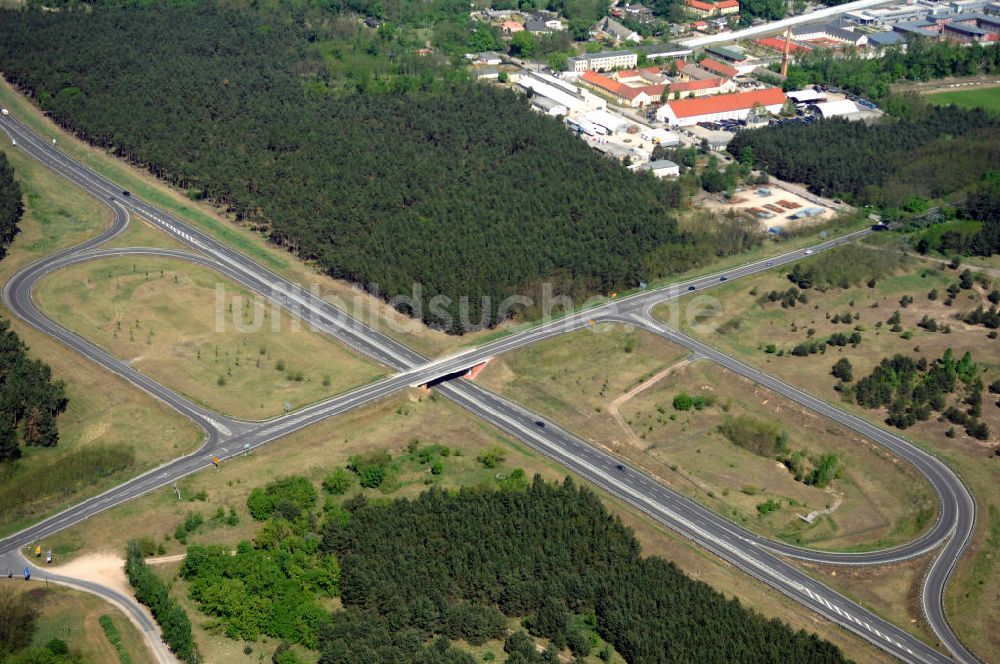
[
  {"xmin": 7, "ymin": 584, "xmax": 152, "ymax": 663},
  {"xmin": 925, "ymin": 86, "xmax": 1000, "ymax": 113},
  {"xmin": 476, "ymin": 326, "xmax": 935, "ymax": 553},
  {"xmin": 35, "ymin": 256, "xmax": 386, "ymax": 419}
]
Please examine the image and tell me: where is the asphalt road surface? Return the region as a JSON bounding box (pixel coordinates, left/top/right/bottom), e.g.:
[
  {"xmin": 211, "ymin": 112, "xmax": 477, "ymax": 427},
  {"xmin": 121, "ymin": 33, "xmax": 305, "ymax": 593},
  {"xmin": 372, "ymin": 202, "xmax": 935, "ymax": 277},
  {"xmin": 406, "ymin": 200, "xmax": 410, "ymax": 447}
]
[{"xmin": 0, "ymin": 112, "xmax": 979, "ymax": 663}]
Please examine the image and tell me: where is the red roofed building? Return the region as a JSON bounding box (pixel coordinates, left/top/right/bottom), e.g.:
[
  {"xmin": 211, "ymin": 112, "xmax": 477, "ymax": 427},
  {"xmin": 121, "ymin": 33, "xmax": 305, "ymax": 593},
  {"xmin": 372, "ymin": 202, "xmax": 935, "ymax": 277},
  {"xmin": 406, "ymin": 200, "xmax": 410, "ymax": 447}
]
[
  {"xmin": 685, "ymin": 0, "xmax": 739, "ymax": 16},
  {"xmin": 756, "ymin": 36, "xmax": 812, "ymax": 53},
  {"xmin": 699, "ymin": 57, "xmax": 739, "ymax": 78},
  {"xmin": 668, "ymin": 76, "xmax": 736, "ymax": 97},
  {"xmin": 716, "ymin": 0, "xmax": 740, "ymax": 14},
  {"xmin": 685, "ymin": 0, "xmax": 716, "ymax": 16},
  {"xmin": 656, "ymin": 87, "xmax": 786, "ymax": 125},
  {"xmin": 580, "ymin": 70, "xmax": 663, "ymax": 107}
]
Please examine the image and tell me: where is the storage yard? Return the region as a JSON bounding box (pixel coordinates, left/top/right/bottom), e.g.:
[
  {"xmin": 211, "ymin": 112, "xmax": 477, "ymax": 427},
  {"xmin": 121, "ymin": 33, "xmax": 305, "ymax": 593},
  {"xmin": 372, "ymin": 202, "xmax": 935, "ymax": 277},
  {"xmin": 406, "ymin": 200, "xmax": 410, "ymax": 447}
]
[{"xmin": 698, "ymin": 185, "xmax": 835, "ymax": 228}]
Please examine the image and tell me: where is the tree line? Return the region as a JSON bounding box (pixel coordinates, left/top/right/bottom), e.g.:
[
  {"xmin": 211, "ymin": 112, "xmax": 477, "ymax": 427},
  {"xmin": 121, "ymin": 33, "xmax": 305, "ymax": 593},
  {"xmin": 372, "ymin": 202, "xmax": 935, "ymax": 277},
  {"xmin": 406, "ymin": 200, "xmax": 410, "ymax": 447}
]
[
  {"xmin": 323, "ymin": 477, "xmax": 849, "ymax": 662},
  {"xmin": 179, "ymin": 473, "xmax": 850, "ymax": 662},
  {"xmin": 0, "ymin": 153, "xmax": 23, "ymax": 259},
  {"xmin": 0, "ymin": 5, "xmax": 706, "ymax": 333},
  {"xmin": 0, "ymin": 155, "xmax": 68, "ymax": 463},
  {"xmin": 125, "ymin": 540, "xmax": 199, "ymax": 663},
  {"xmin": 728, "ymin": 105, "xmax": 999, "ymax": 207},
  {"xmin": 783, "ymin": 40, "xmax": 1000, "ymax": 102}
]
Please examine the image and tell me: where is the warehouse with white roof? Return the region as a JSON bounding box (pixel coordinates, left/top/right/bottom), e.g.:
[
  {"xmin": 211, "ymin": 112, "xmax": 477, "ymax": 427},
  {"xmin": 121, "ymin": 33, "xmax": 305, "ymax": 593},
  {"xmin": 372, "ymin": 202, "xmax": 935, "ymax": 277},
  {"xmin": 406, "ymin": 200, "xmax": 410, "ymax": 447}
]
[{"xmin": 813, "ymin": 99, "xmax": 860, "ymax": 118}]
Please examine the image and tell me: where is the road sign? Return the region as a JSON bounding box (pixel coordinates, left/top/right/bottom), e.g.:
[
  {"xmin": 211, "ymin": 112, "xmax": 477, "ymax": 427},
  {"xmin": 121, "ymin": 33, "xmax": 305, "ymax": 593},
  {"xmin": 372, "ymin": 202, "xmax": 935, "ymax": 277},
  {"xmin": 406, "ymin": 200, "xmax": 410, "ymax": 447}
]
[
  {"xmin": 211, "ymin": 456, "xmax": 220, "ymax": 467},
  {"xmin": 34, "ymin": 545, "xmax": 41, "ymax": 557}
]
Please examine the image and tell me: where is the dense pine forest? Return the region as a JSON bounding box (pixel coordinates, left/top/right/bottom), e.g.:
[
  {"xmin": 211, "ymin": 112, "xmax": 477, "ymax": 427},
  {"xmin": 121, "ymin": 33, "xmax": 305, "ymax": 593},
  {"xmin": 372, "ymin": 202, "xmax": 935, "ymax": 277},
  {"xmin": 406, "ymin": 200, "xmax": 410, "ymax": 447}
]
[
  {"xmin": 0, "ymin": 5, "xmax": 695, "ymax": 332},
  {"xmin": 783, "ymin": 40, "xmax": 1000, "ymax": 102},
  {"xmin": 728, "ymin": 105, "xmax": 1000, "ymax": 212},
  {"xmin": 0, "ymin": 156, "xmax": 67, "ymax": 462},
  {"xmin": 180, "ymin": 475, "xmax": 850, "ymax": 663},
  {"xmin": 0, "ymin": 154, "xmax": 22, "ymax": 260}
]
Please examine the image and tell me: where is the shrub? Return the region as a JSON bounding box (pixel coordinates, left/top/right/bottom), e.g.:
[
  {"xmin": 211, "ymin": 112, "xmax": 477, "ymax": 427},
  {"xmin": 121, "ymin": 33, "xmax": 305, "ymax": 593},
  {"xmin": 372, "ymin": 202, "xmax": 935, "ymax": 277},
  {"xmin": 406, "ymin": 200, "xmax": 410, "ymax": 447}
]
[
  {"xmin": 125, "ymin": 541, "xmax": 198, "ymax": 663},
  {"xmin": 756, "ymin": 499, "xmax": 780, "ymax": 515},
  {"xmin": 718, "ymin": 416, "xmax": 786, "ymax": 457},
  {"xmin": 831, "ymin": 358, "xmax": 853, "ymax": 382},
  {"xmin": 348, "ymin": 451, "xmax": 393, "ymax": 488},
  {"xmin": 476, "ymin": 447, "xmax": 506, "ymax": 469},
  {"xmin": 672, "ymin": 393, "xmax": 693, "ymax": 411},
  {"xmin": 322, "ymin": 467, "xmax": 354, "ymax": 495},
  {"xmin": 247, "ymin": 476, "xmax": 317, "ymax": 520}
]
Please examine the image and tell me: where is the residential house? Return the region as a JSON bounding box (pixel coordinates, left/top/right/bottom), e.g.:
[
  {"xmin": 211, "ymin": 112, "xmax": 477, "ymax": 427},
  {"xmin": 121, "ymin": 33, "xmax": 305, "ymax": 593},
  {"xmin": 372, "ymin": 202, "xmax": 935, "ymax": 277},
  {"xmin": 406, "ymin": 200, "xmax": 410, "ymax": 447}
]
[
  {"xmin": 600, "ymin": 16, "xmax": 642, "ymax": 42},
  {"xmin": 624, "ymin": 3, "xmax": 657, "ymax": 23}
]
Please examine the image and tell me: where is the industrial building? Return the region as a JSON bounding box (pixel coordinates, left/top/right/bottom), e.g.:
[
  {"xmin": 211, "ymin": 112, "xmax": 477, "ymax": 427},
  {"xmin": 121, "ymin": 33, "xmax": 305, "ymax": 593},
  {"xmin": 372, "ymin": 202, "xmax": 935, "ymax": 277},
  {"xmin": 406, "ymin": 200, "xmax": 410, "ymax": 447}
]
[
  {"xmin": 641, "ymin": 127, "xmax": 681, "ymax": 145},
  {"xmin": 639, "ymin": 160, "xmax": 681, "ymax": 177},
  {"xmin": 699, "ymin": 57, "xmax": 739, "ymax": 78},
  {"xmin": 866, "ymin": 30, "xmax": 906, "ymax": 48},
  {"xmin": 623, "ymin": 3, "xmax": 656, "ymax": 23},
  {"xmin": 580, "ymin": 70, "xmax": 663, "ymax": 107},
  {"xmin": 518, "ymin": 72, "xmax": 606, "ymax": 114},
  {"xmin": 530, "ymin": 95, "xmax": 569, "ymax": 117},
  {"xmin": 656, "ymin": 88, "xmax": 786, "ymax": 125},
  {"xmin": 786, "ymin": 89, "xmax": 826, "ymax": 104},
  {"xmin": 812, "ymin": 99, "xmax": 860, "ymax": 118},
  {"xmin": 791, "ymin": 22, "xmax": 869, "ymax": 46},
  {"xmin": 639, "ymin": 43, "xmax": 694, "ymax": 60},
  {"xmin": 583, "ymin": 109, "xmax": 632, "ymax": 134},
  {"xmin": 568, "ymin": 50, "xmax": 639, "ymax": 73},
  {"xmin": 704, "ymin": 45, "xmax": 759, "ymax": 74}
]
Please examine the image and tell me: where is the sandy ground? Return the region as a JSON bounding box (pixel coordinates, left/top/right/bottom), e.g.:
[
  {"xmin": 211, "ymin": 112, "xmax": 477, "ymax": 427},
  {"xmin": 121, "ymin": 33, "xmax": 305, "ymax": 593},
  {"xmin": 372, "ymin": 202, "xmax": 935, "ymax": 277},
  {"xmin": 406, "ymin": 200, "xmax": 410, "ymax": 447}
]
[
  {"xmin": 700, "ymin": 183, "xmax": 834, "ymax": 229},
  {"xmin": 42, "ymin": 551, "xmax": 178, "ymax": 664},
  {"xmin": 47, "ymin": 551, "xmax": 131, "ymax": 598}
]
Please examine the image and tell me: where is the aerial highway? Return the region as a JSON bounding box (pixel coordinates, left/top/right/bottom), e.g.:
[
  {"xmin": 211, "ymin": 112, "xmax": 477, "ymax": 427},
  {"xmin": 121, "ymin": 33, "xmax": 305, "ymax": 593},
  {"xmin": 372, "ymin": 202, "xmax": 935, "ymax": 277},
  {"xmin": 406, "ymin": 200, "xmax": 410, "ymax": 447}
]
[{"xmin": 0, "ymin": 111, "xmax": 980, "ymax": 663}]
